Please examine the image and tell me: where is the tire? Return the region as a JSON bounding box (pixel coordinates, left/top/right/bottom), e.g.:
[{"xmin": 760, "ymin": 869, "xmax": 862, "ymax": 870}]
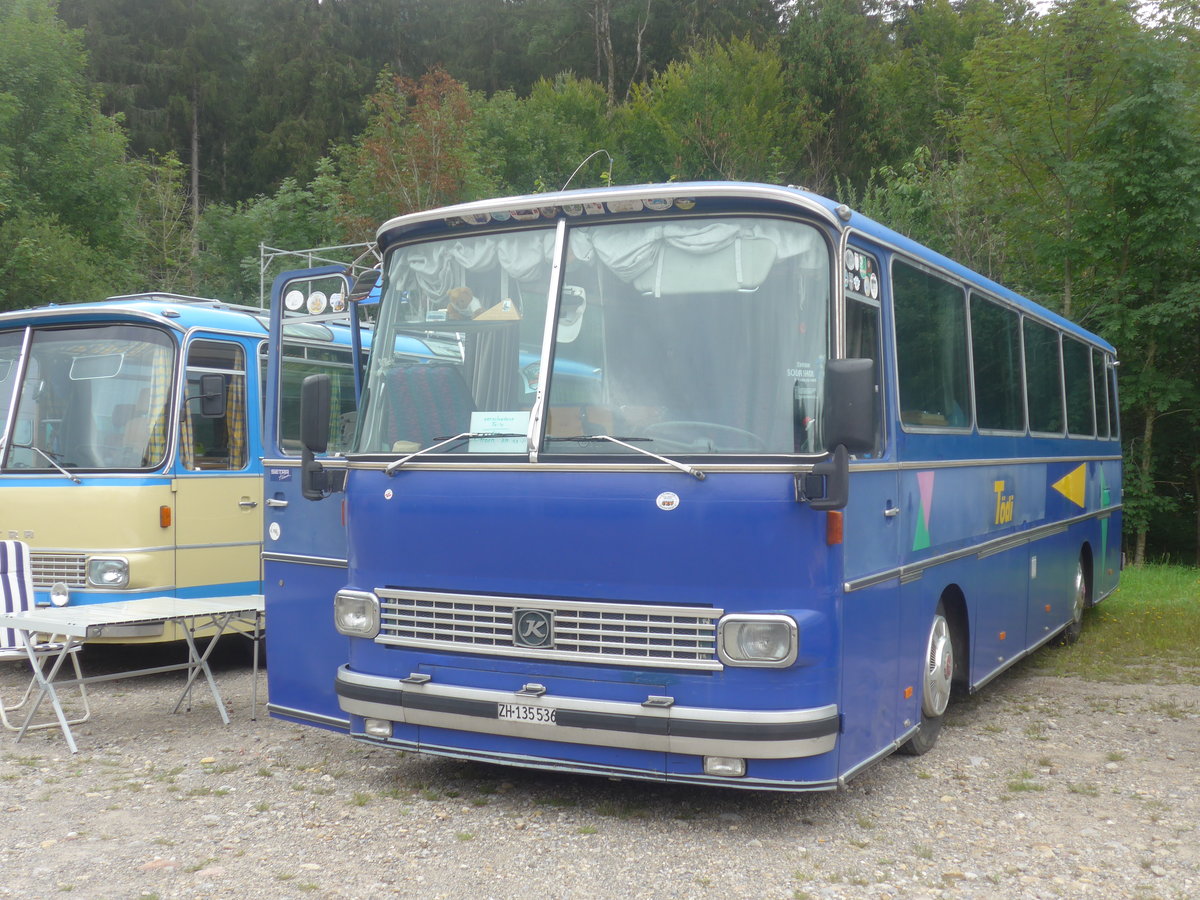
[
  {"xmin": 899, "ymin": 605, "xmax": 954, "ymax": 756},
  {"xmin": 1059, "ymin": 556, "xmax": 1089, "ymax": 645}
]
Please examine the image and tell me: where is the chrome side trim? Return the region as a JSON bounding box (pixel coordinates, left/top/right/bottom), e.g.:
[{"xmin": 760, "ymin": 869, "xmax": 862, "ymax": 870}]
[
  {"xmin": 336, "ymin": 667, "xmax": 838, "ymax": 760},
  {"xmin": 267, "ymin": 703, "xmax": 350, "ymax": 731},
  {"xmin": 838, "ymin": 727, "xmax": 918, "ymax": 787},
  {"xmin": 176, "ymin": 540, "xmax": 260, "ymax": 551},
  {"xmin": 971, "ymin": 623, "xmax": 1064, "ymax": 692},
  {"xmin": 263, "ymin": 457, "xmax": 348, "ymax": 469},
  {"xmin": 261, "ymin": 552, "xmax": 348, "ymax": 568},
  {"xmin": 896, "ymin": 454, "xmax": 1122, "ymax": 470},
  {"xmin": 845, "ymin": 505, "xmax": 1121, "ymax": 593}
]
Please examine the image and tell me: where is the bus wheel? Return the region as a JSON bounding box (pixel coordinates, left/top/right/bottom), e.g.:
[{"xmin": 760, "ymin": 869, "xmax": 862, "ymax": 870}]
[
  {"xmin": 899, "ymin": 605, "xmax": 954, "ymax": 756},
  {"xmin": 1059, "ymin": 556, "xmax": 1089, "ymax": 645}
]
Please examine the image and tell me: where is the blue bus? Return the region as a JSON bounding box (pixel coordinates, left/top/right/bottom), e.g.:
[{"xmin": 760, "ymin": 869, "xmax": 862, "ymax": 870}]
[{"xmin": 267, "ymin": 183, "xmax": 1121, "ymax": 790}]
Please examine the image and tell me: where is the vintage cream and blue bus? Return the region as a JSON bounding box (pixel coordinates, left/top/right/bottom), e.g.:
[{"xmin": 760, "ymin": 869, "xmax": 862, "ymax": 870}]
[
  {"xmin": 269, "ymin": 183, "xmax": 1122, "ymax": 789},
  {"xmin": 0, "ymin": 292, "xmax": 356, "ymax": 641}
]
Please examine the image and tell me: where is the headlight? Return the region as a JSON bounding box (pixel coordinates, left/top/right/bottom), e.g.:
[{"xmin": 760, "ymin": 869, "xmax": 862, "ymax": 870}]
[
  {"xmin": 87, "ymin": 557, "xmax": 129, "ymax": 588},
  {"xmin": 49, "ymin": 582, "xmax": 71, "ymax": 607},
  {"xmin": 334, "ymin": 590, "xmax": 380, "ymax": 638},
  {"xmin": 717, "ymin": 615, "xmax": 798, "ymax": 667}
]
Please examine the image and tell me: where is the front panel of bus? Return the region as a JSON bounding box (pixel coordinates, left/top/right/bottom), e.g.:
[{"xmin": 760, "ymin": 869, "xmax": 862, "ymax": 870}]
[
  {"xmin": 0, "ymin": 309, "xmax": 264, "ymax": 640},
  {"xmin": 328, "ymin": 189, "xmax": 864, "ymax": 790}
]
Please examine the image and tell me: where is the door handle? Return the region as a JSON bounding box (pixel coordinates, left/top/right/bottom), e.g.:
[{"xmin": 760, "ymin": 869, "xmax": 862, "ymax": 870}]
[
  {"xmin": 238, "ymin": 498, "xmax": 259, "ymax": 509},
  {"xmin": 265, "ymin": 498, "xmax": 289, "ymax": 508},
  {"xmin": 883, "ymin": 506, "xmax": 900, "ymax": 518}
]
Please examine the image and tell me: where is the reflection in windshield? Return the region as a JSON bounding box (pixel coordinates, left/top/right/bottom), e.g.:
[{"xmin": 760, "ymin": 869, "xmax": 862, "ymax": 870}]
[
  {"xmin": 358, "ymin": 216, "xmax": 830, "ymax": 458},
  {"xmin": 0, "ymin": 325, "xmax": 175, "ymax": 471}
]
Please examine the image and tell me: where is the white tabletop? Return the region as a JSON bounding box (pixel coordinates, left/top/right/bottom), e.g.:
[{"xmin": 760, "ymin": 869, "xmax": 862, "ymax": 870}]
[{"xmin": 0, "ymin": 594, "xmax": 265, "ymax": 638}]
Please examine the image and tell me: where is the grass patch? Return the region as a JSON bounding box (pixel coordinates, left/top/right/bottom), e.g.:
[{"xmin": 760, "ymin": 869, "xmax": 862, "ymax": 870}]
[{"xmin": 1029, "ymin": 564, "xmax": 1200, "ymax": 684}]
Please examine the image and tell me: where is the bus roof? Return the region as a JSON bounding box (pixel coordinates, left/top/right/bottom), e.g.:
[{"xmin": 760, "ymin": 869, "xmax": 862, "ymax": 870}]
[
  {"xmin": 375, "ymin": 181, "xmax": 1114, "ymax": 356},
  {"xmin": 0, "ymin": 293, "xmax": 270, "ymax": 338}
]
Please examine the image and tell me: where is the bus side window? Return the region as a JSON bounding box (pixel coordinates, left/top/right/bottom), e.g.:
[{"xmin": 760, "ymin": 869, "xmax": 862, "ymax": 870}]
[
  {"xmin": 1023, "ymin": 319, "xmax": 1063, "ymax": 435},
  {"xmin": 893, "ymin": 260, "xmax": 970, "ymax": 429},
  {"xmin": 272, "ymin": 343, "xmax": 358, "ymax": 456},
  {"xmin": 845, "ymin": 297, "xmax": 883, "ymax": 455},
  {"xmin": 183, "ymin": 340, "xmax": 247, "ymax": 471}
]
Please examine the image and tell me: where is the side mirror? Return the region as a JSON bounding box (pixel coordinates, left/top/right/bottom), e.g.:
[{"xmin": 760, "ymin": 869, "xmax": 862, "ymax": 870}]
[
  {"xmin": 797, "ymin": 359, "xmax": 876, "ymax": 511},
  {"xmin": 300, "ymin": 374, "xmax": 331, "ymax": 500},
  {"xmin": 198, "ymin": 373, "xmax": 226, "ymax": 419},
  {"xmin": 823, "ymin": 358, "xmax": 875, "ymax": 455}
]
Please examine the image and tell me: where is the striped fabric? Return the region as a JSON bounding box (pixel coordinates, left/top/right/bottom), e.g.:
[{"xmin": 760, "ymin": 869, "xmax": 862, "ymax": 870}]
[
  {"xmin": 1, "ymin": 539, "xmax": 90, "ymax": 733},
  {"xmin": 1, "ymin": 540, "xmax": 35, "ymax": 656}
]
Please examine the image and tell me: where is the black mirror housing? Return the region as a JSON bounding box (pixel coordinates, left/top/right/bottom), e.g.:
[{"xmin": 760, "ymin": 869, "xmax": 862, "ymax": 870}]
[
  {"xmin": 198, "ymin": 373, "xmax": 226, "ymax": 419},
  {"xmin": 823, "ymin": 358, "xmax": 875, "ymax": 455},
  {"xmin": 300, "ymin": 374, "xmax": 332, "ymax": 500}
]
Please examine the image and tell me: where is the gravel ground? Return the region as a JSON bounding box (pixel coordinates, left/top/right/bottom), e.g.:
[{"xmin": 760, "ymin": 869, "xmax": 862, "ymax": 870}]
[{"xmin": 1, "ymin": 642, "xmax": 1197, "ymax": 900}]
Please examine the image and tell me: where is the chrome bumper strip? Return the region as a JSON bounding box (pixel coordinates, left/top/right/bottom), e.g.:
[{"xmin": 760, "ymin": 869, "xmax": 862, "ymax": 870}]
[{"xmin": 335, "ymin": 667, "xmax": 838, "ymax": 759}]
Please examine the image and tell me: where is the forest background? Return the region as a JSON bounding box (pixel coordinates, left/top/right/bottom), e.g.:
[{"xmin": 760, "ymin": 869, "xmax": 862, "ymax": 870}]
[{"xmin": 0, "ymin": 0, "xmax": 1197, "ymax": 565}]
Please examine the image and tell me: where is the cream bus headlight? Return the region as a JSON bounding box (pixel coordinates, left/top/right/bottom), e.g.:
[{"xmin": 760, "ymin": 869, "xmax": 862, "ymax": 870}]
[
  {"xmin": 87, "ymin": 557, "xmax": 129, "ymax": 588},
  {"xmin": 49, "ymin": 582, "xmax": 71, "ymax": 607},
  {"xmin": 334, "ymin": 591, "xmax": 380, "ymax": 638},
  {"xmin": 717, "ymin": 615, "xmax": 798, "ymax": 667}
]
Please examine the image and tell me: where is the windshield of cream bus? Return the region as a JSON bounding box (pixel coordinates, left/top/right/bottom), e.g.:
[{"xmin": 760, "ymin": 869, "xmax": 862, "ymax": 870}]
[
  {"xmin": 358, "ymin": 216, "xmax": 831, "ymax": 458},
  {"xmin": 0, "ymin": 324, "xmax": 175, "ymax": 471}
]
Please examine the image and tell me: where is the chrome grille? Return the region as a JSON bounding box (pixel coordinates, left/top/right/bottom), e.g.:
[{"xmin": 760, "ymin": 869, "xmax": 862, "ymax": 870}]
[
  {"xmin": 30, "ymin": 553, "xmax": 88, "ymax": 588},
  {"xmin": 376, "ymin": 588, "xmax": 723, "ymax": 671}
]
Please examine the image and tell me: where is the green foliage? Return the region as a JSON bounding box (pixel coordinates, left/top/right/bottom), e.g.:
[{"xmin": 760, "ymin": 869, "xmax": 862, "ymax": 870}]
[
  {"xmin": 615, "ymin": 38, "xmax": 798, "ymax": 183},
  {"xmin": 476, "ymin": 75, "xmax": 611, "ymax": 194},
  {"xmin": 336, "ymin": 68, "xmax": 493, "ymax": 235},
  {"xmin": 0, "ymin": 0, "xmax": 142, "ymax": 309},
  {"xmin": 195, "ymin": 158, "xmax": 347, "ymax": 305},
  {"xmin": 1030, "ymin": 564, "xmax": 1200, "ymax": 683}
]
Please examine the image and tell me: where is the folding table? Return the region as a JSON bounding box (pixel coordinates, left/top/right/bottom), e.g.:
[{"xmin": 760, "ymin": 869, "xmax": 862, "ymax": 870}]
[{"xmin": 0, "ymin": 595, "xmax": 264, "ymax": 753}]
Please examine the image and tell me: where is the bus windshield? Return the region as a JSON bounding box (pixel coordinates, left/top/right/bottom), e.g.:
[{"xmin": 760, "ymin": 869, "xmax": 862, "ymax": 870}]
[
  {"xmin": 358, "ymin": 216, "xmax": 831, "ymax": 457},
  {"xmin": 0, "ymin": 324, "xmax": 175, "ymax": 471}
]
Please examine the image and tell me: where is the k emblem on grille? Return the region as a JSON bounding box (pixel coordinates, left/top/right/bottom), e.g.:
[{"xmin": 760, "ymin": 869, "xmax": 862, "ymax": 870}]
[{"xmin": 513, "ymin": 609, "xmax": 554, "ymax": 649}]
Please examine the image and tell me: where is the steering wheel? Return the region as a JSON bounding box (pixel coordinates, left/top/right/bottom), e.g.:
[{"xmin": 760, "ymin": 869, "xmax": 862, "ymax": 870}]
[{"xmin": 642, "ymin": 420, "xmax": 766, "ymax": 453}]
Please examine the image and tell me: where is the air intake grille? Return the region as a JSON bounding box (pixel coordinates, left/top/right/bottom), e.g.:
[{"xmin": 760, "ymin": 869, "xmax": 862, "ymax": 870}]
[
  {"xmin": 30, "ymin": 553, "xmax": 88, "ymax": 589},
  {"xmin": 376, "ymin": 588, "xmax": 722, "ymax": 671}
]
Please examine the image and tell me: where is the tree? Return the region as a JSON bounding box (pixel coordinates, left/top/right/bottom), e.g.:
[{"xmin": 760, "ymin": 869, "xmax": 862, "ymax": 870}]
[
  {"xmin": 615, "ymin": 38, "xmax": 802, "ymax": 183},
  {"xmin": 0, "ymin": 0, "xmax": 143, "ymax": 308},
  {"xmin": 958, "ymin": 0, "xmax": 1200, "ymax": 562}
]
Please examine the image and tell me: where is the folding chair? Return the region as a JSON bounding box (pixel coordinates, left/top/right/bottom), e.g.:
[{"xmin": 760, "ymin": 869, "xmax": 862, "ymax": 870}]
[{"xmin": 0, "ymin": 540, "xmax": 90, "ymax": 732}]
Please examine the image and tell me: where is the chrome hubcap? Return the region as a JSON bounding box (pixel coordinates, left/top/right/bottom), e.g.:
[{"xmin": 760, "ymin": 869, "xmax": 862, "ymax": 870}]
[
  {"xmin": 922, "ymin": 614, "xmax": 953, "ymax": 718},
  {"xmin": 1072, "ymin": 561, "xmax": 1087, "ymax": 625}
]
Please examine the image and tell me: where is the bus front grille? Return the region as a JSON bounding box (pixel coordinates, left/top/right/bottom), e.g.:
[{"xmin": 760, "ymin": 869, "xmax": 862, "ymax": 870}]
[
  {"xmin": 30, "ymin": 553, "xmax": 88, "ymax": 589},
  {"xmin": 375, "ymin": 588, "xmax": 723, "ymax": 671}
]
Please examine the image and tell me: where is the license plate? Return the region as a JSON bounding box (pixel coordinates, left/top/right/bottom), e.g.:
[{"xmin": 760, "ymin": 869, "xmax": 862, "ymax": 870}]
[{"xmin": 497, "ymin": 702, "xmax": 557, "ymax": 725}]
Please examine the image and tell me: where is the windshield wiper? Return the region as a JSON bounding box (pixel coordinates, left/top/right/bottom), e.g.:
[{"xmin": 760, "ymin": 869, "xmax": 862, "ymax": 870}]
[
  {"xmin": 11, "ymin": 442, "xmax": 82, "ymax": 484},
  {"xmin": 384, "ymin": 432, "xmax": 528, "ymax": 475},
  {"xmin": 545, "ymin": 434, "xmax": 706, "ymax": 481}
]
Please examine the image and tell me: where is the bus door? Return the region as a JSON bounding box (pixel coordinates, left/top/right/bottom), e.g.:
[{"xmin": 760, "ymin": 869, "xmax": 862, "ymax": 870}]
[
  {"xmin": 173, "ymin": 336, "xmax": 262, "ymax": 598},
  {"xmin": 262, "ymin": 267, "xmax": 361, "ymax": 731},
  {"xmin": 835, "ymin": 267, "xmax": 905, "ymax": 773}
]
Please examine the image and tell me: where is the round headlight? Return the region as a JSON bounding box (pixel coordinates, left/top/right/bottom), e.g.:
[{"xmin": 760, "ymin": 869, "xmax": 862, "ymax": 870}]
[{"xmin": 50, "ymin": 582, "xmax": 70, "ymax": 607}]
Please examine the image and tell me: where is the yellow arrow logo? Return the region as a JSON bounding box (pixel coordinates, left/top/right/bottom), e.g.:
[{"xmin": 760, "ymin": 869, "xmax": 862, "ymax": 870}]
[{"xmin": 1052, "ymin": 464, "xmax": 1086, "ymax": 508}]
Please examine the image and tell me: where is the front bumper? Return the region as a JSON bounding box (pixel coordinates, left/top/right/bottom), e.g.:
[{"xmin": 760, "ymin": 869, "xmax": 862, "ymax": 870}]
[{"xmin": 336, "ymin": 666, "xmax": 839, "ymax": 759}]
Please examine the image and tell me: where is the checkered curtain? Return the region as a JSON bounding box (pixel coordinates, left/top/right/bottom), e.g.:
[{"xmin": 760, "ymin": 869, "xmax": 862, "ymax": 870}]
[
  {"xmin": 227, "ymin": 374, "xmax": 246, "ymax": 467},
  {"xmin": 145, "ymin": 347, "xmax": 173, "ymax": 464}
]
